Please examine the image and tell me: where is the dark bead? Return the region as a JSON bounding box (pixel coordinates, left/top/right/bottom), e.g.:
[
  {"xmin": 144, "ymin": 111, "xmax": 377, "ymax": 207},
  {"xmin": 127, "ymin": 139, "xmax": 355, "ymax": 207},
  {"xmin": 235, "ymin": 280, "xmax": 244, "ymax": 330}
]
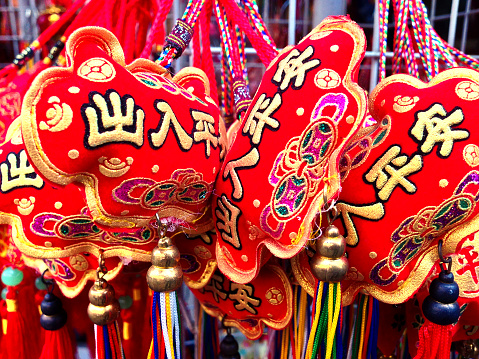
[
  {"xmin": 422, "ymin": 296, "xmax": 460, "ymax": 325},
  {"xmin": 218, "ymin": 333, "xmax": 241, "ymax": 359},
  {"xmin": 429, "ymin": 277, "xmax": 459, "ymax": 303},
  {"xmin": 439, "ymin": 271, "xmax": 455, "ymax": 284},
  {"xmin": 40, "ymin": 310, "xmax": 67, "ymax": 331},
  {"xmin": 40, "ymin": 292, "xmax": 68, "ymax": 330},
  {"xmin": 40, "ymin": 293, "xmax": 63, "ymax": 316}
]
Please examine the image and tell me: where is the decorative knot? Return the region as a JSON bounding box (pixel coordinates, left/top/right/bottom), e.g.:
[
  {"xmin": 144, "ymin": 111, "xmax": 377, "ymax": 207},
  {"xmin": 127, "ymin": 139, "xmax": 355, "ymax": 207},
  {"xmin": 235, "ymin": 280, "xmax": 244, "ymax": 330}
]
[
  {"xmin": 232, "ymin": 78, "xmax": 251, "ymax": 117},
  {"xmin": 165, "ymin": 19, "xmax": 194, "ymax": 59}
]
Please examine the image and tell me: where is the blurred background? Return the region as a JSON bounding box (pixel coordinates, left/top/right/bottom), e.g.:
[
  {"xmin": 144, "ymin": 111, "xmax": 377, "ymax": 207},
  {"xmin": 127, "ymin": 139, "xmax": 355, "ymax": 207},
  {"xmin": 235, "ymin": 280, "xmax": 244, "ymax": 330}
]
[{"xmin": 1, "ymin": 0, "xmax": 478, "ymax": 95}]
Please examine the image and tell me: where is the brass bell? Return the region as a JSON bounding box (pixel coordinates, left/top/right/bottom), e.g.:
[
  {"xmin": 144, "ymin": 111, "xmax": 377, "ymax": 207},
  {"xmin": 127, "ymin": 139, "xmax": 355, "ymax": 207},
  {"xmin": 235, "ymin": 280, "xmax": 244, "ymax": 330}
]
[
  {"xmin": 310, "ymin": 225, "xmax": 349, "ymax": 282},
  {"xmin": 146, "ymin": 234, "xmax": 183, "ymax": 293},
  {"xmin": 87, "ymin": 278, "xmax": 121, "ymax": 326}
]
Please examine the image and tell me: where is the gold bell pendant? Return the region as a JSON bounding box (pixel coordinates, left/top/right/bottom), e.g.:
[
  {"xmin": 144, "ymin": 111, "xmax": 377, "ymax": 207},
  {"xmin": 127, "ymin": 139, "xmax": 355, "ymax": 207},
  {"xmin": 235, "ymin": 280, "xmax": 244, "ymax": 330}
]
[
  {"xmin": 146, "ymin": 214, "xmax": 183, "ymax": 293},
  {"xmin": 310, "ymin": 206, "xmax": 349, "ymax": 282},
  {"xmin": 87, "ymin": 253, "xmax": 121, "ymax": 326}
]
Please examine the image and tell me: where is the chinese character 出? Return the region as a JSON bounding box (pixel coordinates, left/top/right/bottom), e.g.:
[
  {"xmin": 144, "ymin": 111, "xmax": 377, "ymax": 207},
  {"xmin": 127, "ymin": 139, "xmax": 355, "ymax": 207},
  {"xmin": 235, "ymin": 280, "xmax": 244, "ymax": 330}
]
[
  {"xmin": 82, "ymin": 90, "xmax": 144, "ymax": 148},
  {"xmin": 0, "ymin": 150, "xmax": 44, "ymax": 193}
]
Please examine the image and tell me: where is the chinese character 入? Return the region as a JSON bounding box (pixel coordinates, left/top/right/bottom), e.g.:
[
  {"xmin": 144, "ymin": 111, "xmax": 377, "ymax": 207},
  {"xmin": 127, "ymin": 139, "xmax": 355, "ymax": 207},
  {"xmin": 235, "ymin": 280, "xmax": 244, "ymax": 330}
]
[
  {"xmin": 223, "ymin": 148, "xmax": 260, "ymax": 200},
  {"xmin": 149, "ymin": 101, "xmax": 193, "ymax": 150}
]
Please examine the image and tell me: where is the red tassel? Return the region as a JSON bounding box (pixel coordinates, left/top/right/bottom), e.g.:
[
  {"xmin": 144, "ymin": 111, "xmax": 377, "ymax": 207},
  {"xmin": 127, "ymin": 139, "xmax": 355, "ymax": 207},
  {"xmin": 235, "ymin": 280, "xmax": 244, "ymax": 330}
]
[
  {"xmin": 95, "ymin": 322, "xmax": 124, "ymax": 359},
  {"xmin": 39, "ymin": 326, "xmax": 75, "ymax": 359},
  {"xmin": 414, "ymin": 320, "xmax": 453, "ymax": 359},
  {"xmin": 4, "ymin": 288, "xmax": 42, "ymax": 359}
]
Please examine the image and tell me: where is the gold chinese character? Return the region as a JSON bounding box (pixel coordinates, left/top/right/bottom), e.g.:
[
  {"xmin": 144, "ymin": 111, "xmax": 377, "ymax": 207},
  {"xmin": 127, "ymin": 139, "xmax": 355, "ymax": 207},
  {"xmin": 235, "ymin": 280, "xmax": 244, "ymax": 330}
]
[
  {"xmin": 215, "ymin": 195, "xmax": 242, "ymax": 249},
  {"xmin": 229, "ymin": 283, "xmax": 260, "ymax": 314},
  {"xmin": 463, "ymin": 325, "xmax": 479, "ymax": 336},
  {"xmin": 411, "ymin": 104, "xmax": 468, "ymax": 157},
  {"xmin": 365, "ymin": 145, "xmax": 422, "ymax": 201},
  {"xmin": 223, "ymin": 148, "xmax": 260, "ymax": 200},
  {"xmin": 242, "ymin": 93, "xmax": 281, "ymax": 145},
  {"xmin": 149, "ymin": 101, "xmax": 194, "ymax": 150},
  {"xmin": 83, "ymin": 90, "xmax": 144, "ymax": 148},
  {"xmin": 192, "ymin": 110, "xmax": 218, "ymax": 157},
  {"xmin": 0, "ymin": 150, "xmax": 44, "ymax": 193},
  {"xmin": 272, "ymin": 46, "xmax": 320, "ymax": 91},
  {"xmin": 200, "ymin": 273, "xmax": 228, "ymax": 302},
  {"xmin": 336, "ymin": 202, "xmax": 385, "ymax": 246}
]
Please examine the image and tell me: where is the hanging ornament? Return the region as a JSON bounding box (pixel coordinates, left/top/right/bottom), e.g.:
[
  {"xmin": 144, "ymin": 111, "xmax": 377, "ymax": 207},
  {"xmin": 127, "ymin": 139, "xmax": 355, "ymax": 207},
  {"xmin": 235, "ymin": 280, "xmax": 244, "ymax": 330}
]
[
  {"xmin": 218, "ymin": 328, "xmax": 240, "ymax": 359},
  {"xmin": 1, "ymin": 266, "xmax": 43, "ymax": 358},
  {"xmin": 415, "ymin": 240, "xmax": 459, "ymax": 359},
  {"xmin": 147, "ymin": 213, "xmax": 183, "ymax": 358},
  {"xmin": 20, "ymin": 26, "xmax": 225, "ymax": 231},
  {"xmin": 306, "ymin": 204, "xmax": 347, "ymax": 359},
  {"xmin": 87, "ymin": 253, "xmax": 124, "ymax": 358},
  {"xmin": 421, "ymin": 241, "xmax": 460, "ymax": 326},
  {"xmin": 213, "ymin": 16, "xmax": 368, "ymax": 284},
  {"xmin": 289, "ymin": 66, "xmax": 479, "ymax": 307},
  {"xmin": 39, "ymin": 271, "xmax": 68, "ymax": 330},
  {"xmin": 39, "ymin": 270, "xmax": 76, "ymax": 359}
]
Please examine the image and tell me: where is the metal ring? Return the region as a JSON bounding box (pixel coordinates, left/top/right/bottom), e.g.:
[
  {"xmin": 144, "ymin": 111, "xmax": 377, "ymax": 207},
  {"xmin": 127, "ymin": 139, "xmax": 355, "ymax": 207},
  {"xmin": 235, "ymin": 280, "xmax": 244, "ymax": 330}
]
[
  {"xmin": 437, "ymin": 239, "xmax": 452, "ymax": 273},
  {"xmin": 221, "ymin": 315, "xmax": 231, "ymax": 334},
  {"xmin": 41, "ymin": 269, "xmax": 55, "ymax": 293},
  {"xmin": 327, "ymin": 205, "xmax": 339, "ymax": 225},
  {"xmin": 155, "ymin": 213, "xmax": 167, "ymax": 238}
]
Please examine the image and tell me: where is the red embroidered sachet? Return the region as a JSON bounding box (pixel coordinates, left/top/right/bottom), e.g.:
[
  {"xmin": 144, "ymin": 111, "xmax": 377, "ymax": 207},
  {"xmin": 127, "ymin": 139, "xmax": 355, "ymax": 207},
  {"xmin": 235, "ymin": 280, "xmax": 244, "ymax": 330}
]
[
  {"xmin": 21, "ymin": 27, "xmax": 226, "ymax": 231},
  {"xmin": 190, "ymin": 263, "xmax": 292, "ymax": 339},
  {"xmin": 213, "ymin": 16, "xmax": 368, "ymax": 283},
  {"xmin": 294, "ymin": 68, "xmax": 479, "ymax": 305}
]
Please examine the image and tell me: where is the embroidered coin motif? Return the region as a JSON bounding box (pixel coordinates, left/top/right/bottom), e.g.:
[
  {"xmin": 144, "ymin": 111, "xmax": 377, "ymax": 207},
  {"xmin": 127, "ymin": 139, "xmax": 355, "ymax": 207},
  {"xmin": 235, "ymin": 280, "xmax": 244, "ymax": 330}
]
[
  {"xmin": 69, "ymin": 254, "xmax": 89, "ymax": 271},
  {"xmin": 265, "ymin": 287, "xmax": 284, "ymax": 305},
  {"xmin": 455, "ymin": 81, "xmax": 479, "ymax": 101},
  {"xmin": 314, "ymin": 69, "xmax": 341, "ymax": 89},
  {"xmin": 272, "ymin": 172, "xmax": 309, "ymax": 219},
  {"xmin": 78, "ymin": 58, "xmax": 116, "ymax": 82},
  {"xmin": 463, "ymin": 144, "xmax": 479, "ymax": 167}
]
